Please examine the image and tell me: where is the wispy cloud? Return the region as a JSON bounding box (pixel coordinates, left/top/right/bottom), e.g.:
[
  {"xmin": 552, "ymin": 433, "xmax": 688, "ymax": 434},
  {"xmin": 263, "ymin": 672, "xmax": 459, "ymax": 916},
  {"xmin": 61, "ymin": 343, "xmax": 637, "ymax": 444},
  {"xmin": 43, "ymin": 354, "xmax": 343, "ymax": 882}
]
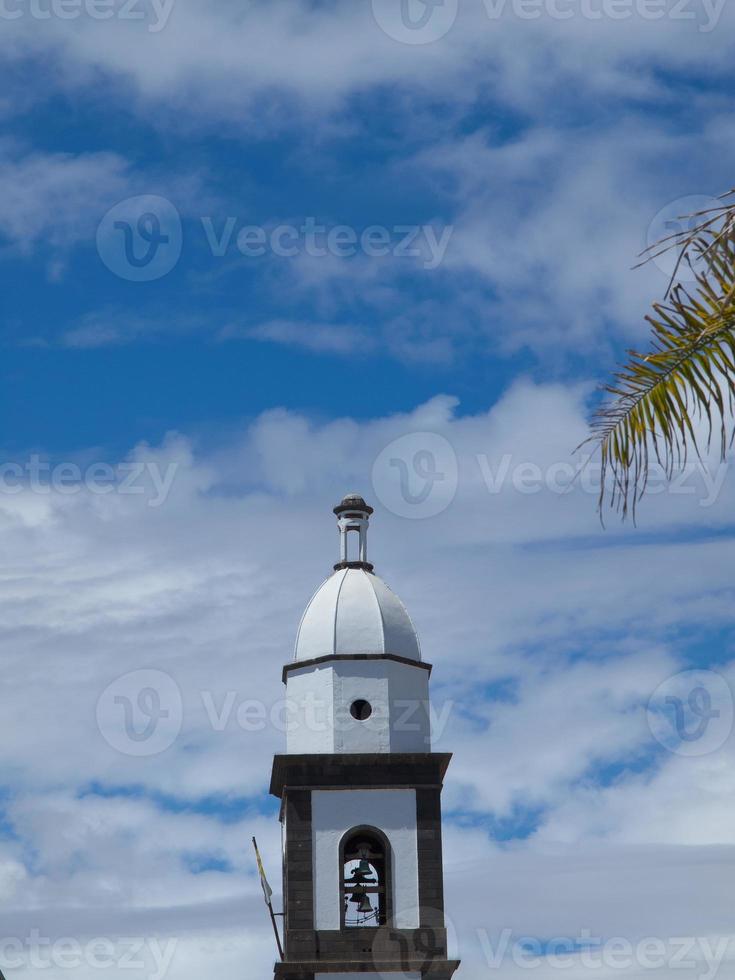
[{"xmin": 222, "ymin": 318, "xmax": 375, "ymax": 355}]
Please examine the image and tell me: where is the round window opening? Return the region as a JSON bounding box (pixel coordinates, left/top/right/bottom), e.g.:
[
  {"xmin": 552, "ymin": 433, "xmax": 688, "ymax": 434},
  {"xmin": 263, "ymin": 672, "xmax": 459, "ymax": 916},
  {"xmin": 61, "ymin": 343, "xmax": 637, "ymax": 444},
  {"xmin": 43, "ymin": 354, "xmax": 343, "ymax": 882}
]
[{"xmin": 350, "ymin": 699, "xmax": 372, "ymax": 721}]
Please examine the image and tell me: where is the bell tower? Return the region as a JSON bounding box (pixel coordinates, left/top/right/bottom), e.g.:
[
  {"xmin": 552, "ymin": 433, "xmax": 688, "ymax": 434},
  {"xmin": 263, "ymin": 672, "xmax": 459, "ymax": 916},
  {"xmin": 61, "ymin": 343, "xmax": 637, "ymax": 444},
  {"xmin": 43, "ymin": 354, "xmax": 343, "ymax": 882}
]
[{"xmin": 270, "ymin": 494, "xmax": 459, "ymax": 980}]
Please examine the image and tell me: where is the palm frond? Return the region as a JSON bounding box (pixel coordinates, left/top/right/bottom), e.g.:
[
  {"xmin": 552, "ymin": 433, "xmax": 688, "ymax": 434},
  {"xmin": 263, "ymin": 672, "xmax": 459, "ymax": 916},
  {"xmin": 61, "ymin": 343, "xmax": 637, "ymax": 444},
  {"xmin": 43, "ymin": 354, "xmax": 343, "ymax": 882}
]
[{"xmin": 591, "ymin": 199, "xmax": 735, "ymax": 519}]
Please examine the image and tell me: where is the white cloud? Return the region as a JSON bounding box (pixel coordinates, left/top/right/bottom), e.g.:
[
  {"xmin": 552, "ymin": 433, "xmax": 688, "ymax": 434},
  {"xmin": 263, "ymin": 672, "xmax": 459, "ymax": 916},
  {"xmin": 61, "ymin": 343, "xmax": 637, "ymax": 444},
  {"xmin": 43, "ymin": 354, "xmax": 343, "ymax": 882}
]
[
  {"xmin": 0, "ymin": 385, "xmax": 733, "ymax": 976},
  {"xmin": 7, "ymin": 1, "xmax": 735, "ymax": 127},
  {"xmin": 226, "ymin": 318, "xmax": 375, "ymax": 355},
  {"xmin": 3, "ymin": 0, "xmax": 735, "ymax": 367},
  {"xmin": 5, "ymin": 7, "xmax": 735, "ymax": 361},
  {"xmin": 0, "ymin": 144, "xmax": 212, "ymax": 285},
  {"xmin": 0, "ymin": 145, "xmax": 131, "ymax": 254}
]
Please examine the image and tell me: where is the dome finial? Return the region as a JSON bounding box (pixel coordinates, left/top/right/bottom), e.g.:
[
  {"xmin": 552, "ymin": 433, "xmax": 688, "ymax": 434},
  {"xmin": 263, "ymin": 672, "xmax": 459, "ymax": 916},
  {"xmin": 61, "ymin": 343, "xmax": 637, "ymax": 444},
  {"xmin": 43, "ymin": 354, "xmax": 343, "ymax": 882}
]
[{"xmin": 333, "ymin": 493, "xmax": 374, "ymax": 572}]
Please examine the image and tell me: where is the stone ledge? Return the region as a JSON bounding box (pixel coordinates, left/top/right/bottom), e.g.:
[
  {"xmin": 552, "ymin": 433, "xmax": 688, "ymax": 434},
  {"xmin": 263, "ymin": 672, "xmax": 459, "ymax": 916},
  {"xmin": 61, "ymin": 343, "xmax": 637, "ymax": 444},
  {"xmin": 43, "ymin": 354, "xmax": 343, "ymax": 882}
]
[
  {"xmin": 270, "ymin": 753, "xmax": 452, "ymax": 799},
  {"xmin": 274, "ymin": 958, "xmax": 461, "ymax": 978},
  {"xmin": 282, "ymin": 653, "xmax": 432, "ymax": 684}
]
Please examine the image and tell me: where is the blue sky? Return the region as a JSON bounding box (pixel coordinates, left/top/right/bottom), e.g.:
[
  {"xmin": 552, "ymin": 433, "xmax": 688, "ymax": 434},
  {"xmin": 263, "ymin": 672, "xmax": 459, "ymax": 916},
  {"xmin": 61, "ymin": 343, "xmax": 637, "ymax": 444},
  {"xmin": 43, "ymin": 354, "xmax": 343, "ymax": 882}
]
[
  {"xmin": 8, "ymin": 4, "xmax": 725, "ymax": 455},
  {"xmin": 1, "ymin": 2, "xmax": 735, "ymax": 978},
  {"xmin": 2, "ymin": 72, "xmax": 525, "ymax": 454}
]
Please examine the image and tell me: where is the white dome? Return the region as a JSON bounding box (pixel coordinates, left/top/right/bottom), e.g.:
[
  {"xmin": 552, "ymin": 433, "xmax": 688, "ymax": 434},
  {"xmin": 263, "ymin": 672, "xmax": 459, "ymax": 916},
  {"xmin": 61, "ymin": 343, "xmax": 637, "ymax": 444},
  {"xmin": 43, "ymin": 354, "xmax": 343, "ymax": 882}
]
[{"xmin": 294, "ymin": 567, "xmax": 421, "ymax": 662}]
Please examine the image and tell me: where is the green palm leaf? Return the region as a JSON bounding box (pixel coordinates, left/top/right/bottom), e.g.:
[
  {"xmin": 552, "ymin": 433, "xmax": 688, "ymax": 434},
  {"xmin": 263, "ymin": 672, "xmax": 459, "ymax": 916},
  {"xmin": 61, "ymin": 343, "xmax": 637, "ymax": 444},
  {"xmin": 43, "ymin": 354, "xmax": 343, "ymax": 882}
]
[{"xmin": 591, "ymin": 191, "xmax": 735, "ymax": 518}]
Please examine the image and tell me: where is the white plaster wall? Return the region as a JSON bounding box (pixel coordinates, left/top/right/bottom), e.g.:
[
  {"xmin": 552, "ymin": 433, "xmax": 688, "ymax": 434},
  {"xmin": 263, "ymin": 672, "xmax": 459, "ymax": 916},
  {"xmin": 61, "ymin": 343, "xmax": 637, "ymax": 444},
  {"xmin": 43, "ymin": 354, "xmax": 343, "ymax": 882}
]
[
  {"xmin": 334, "ymin": 660, "xmax": 391, "ymax": 753},
  {"xmin": 312, "ymin": 789, "xmax": 419, "ymax": 931},
  {"xmin": 285, "ymin": 663, "xmax": 334, "ymax": 753},
  {"xmin": 285, "ymin": 659, "xmax": 431, "ymax": 754},
  {"xmin": 387, "ymin": 661, "xmax": 431, "ymax": 753}
]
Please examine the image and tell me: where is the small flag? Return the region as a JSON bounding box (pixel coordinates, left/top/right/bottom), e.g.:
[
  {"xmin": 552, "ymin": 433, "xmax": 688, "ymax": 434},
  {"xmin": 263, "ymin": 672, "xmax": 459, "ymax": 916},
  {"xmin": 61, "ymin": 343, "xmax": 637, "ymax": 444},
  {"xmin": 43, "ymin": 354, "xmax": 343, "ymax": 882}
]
[{"xmin": 252, "ymin": 837, "xmax": 273, "ymax": 906}]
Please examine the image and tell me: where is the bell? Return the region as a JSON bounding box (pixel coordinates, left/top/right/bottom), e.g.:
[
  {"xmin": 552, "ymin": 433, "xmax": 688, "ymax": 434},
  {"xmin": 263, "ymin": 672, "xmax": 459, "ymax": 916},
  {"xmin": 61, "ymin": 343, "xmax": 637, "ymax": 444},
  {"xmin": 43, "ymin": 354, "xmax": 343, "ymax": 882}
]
[
  {"xmin": 358, "ymin": 858, "xmax": 372, "ymax": 875},
  {"xmin": 349, "ymin": 884, "xmax": 365, "ymax": 904},
  {"xmin": 349, "ymin": 866, "xmax": 375, "ymax": 885},
  {"xmin": 357, "ymin": 893, "xmax": 373, "ymax": 915}
]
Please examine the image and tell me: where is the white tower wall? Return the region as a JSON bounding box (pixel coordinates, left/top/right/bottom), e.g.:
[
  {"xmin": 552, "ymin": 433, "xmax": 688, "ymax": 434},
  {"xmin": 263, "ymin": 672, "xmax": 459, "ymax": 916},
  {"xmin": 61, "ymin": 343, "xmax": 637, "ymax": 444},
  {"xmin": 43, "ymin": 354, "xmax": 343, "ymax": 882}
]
[
  {"xmin": 311, "ymin": 789, "xmax": 420, "ymax": 930},
  {"xmin": 285, "ymin": 658, "xmax": 431, "ymax": 754}
]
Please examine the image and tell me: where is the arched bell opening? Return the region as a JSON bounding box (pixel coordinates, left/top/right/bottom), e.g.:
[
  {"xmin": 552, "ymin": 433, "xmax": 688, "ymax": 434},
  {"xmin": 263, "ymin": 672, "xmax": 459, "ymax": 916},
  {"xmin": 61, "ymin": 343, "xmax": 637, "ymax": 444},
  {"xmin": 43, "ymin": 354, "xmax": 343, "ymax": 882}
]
[{"xmin": 339, "ymin": 825, "xmax": 392, "ymax": 928}]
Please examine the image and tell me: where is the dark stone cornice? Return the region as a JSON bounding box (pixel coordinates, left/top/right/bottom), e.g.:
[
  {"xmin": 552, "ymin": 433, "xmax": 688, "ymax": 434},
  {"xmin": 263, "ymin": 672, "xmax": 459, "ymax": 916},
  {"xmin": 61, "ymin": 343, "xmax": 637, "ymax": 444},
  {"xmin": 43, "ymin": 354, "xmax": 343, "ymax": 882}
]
[
  {"xmin": 274, "ymin": 959, "xmax": 460, "ymax": 978},
  {"xmin": 270, "ymin": 752, "xmax": 452, "ymax": 799},
  {"xmin": 282, "ymin": 652, "xmax": 431, "ymax": 684}
]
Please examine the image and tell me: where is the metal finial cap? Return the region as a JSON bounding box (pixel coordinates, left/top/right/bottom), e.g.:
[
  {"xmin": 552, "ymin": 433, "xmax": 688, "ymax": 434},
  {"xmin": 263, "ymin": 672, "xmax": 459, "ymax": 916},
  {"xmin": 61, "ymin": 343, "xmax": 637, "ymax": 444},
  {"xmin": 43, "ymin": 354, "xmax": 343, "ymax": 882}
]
[{"xmin": 333, "ymin": 493, "xmax": 374, "ymax": 516}]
